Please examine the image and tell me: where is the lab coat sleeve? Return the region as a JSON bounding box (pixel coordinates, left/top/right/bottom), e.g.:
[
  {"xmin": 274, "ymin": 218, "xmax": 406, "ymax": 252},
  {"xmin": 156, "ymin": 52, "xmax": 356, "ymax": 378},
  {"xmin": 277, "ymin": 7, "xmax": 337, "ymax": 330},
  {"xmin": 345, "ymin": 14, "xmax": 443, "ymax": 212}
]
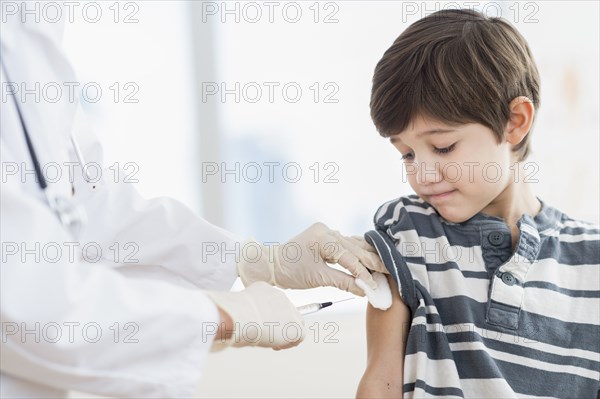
[
  {"xmin": 71, "ymin": 111, "xmax": 240, "ymax": 291},
  {"xmin": 0, "ymin": 183, "xmax": 225, "ymax": 398}
]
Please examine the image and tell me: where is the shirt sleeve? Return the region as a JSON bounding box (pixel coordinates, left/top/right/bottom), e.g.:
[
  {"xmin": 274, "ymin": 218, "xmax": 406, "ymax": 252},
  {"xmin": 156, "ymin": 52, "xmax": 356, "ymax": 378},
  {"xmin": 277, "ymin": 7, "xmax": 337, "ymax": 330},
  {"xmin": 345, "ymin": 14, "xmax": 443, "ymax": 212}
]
[
  {"xmin": 364, "ymin": 197, "xmax": 419, "ymax": 313},
  {"xmin": 1, "ymin": 183, "xmax": 223, "ymax": 398}
]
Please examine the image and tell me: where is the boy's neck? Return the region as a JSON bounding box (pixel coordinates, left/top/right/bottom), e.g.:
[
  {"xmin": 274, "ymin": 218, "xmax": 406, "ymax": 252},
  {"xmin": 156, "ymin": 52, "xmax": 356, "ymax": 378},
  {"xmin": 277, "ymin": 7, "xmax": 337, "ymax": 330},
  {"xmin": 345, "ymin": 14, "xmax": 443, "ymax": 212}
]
[{"xmin": 480, "ymin": 163, "xmax": 542, "ymax": 228}]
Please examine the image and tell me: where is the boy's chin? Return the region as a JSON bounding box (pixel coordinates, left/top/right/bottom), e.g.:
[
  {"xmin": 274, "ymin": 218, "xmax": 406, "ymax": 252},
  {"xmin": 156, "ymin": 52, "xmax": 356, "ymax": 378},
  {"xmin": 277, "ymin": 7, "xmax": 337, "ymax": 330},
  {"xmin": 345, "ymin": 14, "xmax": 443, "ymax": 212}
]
[{"xmin": 432, "ymin": 205, "xmax": 474, "ymax": 224}]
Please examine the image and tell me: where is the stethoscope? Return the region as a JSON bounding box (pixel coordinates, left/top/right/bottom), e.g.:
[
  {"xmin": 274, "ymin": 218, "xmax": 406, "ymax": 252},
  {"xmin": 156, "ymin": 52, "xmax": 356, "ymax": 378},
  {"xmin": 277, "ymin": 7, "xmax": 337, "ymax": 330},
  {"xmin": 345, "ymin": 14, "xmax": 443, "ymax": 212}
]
[{"xmin": 2, "ymin": 59, "xmax": 88, "ymax": 237}]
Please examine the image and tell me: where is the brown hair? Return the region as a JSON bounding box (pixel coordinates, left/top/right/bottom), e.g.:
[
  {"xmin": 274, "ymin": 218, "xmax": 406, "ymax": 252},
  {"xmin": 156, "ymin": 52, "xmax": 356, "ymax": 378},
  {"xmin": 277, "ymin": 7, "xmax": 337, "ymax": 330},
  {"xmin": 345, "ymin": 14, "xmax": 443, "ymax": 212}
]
[{"xmin": 370, "ymin": 9, "xmax": 540, "ymax": 161}]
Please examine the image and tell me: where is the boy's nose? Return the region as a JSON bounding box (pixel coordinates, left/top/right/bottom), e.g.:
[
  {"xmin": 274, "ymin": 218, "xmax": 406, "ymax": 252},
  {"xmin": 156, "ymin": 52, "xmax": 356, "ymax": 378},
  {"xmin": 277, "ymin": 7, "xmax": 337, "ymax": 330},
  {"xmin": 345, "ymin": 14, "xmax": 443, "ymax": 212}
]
[{"xmin": 415, "ymin": 161, "xmax": 443, "ymax": 185}]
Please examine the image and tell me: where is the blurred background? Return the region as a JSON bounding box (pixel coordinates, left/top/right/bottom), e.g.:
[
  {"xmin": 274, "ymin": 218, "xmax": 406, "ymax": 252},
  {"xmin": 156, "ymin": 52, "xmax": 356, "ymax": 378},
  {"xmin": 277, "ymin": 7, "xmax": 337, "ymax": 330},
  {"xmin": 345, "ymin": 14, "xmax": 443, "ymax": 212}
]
[{"xmin": 62, "ymin": 1, "xmax": 599, "ymax": 397}]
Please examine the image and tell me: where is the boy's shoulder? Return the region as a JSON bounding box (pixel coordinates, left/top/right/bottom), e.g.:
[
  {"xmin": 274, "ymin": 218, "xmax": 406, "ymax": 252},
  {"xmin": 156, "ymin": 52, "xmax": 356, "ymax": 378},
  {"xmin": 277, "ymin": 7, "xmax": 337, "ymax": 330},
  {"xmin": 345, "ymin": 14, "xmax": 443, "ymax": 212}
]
[
  {"xmin": 373, "ymin": 194, "xmax": 442, "ymax": 231},
  {"xmin": 543, "ymin": 204, "xmax": 600, "ymax": 237}
]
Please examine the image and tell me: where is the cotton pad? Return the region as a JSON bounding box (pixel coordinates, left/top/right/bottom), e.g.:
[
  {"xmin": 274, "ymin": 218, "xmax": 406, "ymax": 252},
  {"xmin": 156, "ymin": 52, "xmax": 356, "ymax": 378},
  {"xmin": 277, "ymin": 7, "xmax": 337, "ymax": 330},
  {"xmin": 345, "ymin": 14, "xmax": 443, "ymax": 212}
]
[{"xmin": 356, "ymin": 272, "xmax": 392, "ymax": 310}]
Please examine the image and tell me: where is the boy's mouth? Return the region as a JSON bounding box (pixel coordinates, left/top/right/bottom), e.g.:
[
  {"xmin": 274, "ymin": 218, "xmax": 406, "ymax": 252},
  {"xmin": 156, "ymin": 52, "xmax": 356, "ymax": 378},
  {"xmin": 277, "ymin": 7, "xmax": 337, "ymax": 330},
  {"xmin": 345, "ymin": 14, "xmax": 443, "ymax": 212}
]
[{"xmin": 426, "ymin": 190, "xmax": 457, "ymax": 201}]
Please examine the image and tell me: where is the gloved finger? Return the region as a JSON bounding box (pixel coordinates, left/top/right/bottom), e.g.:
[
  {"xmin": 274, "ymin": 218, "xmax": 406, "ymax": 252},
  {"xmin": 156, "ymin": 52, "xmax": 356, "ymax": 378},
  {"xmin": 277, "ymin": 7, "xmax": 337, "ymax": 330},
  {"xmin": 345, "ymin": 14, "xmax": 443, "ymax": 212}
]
[
  {"xmin": 318, "ymin": 234, "xmax": 348, "ymax": 263},
  {"xmin": 348, "ymin": 235, "xmax": 378, "ymax": 252},
  {"xmin": 335, "ymin": 235, "xmax": 388, "ymax": 276},
  {"xmin": 317, "ymin": 267, "xmax": 367, "ymax": 297},
  {"xmin": 272, "ymin": 320, "xmax": 306, "ymax": 351},
  {"xmin": 272, "ymin": 339, "xmax": 301, "ymax": 351},
  {"xmin": 337, "ymin": 250, "xmax": 377, "ymax": 289},
  {"xmin": 318, "ymin": 233, "xmax": 379, "ymax": 287},
  {"xmin": 344, "ymin": 235, "xmax": 381, "ymax": 260}
]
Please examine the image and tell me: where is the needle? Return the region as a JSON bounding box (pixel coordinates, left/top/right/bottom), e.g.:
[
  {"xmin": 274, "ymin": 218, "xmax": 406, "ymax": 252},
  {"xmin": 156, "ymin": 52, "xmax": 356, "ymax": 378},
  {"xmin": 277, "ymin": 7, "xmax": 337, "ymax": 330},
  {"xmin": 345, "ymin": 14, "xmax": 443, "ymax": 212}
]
[
  {"xmin": 333, "ymin": 297, "xmax": 355, "ymax": 304},
  {"xmin": 296, "ymin": 297, "xmax": 356, "ymax": 315}
]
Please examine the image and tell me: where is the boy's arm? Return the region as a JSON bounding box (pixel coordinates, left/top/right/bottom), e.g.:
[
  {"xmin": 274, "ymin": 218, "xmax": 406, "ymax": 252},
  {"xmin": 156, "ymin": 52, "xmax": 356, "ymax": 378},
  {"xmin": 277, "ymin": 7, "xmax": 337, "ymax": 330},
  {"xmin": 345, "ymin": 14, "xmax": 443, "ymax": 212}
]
[{"xmin": 356, "ymin": 274, "xmax": 411, "ymax": 399}]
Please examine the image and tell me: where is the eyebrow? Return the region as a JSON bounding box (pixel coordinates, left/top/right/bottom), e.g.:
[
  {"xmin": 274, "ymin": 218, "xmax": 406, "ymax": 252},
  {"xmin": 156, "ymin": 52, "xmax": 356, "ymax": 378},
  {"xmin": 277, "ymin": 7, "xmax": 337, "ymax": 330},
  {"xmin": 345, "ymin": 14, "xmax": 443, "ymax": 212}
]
[{"xmin": 390, "ymin": 128, "xmax": 455, "ymax": 143}]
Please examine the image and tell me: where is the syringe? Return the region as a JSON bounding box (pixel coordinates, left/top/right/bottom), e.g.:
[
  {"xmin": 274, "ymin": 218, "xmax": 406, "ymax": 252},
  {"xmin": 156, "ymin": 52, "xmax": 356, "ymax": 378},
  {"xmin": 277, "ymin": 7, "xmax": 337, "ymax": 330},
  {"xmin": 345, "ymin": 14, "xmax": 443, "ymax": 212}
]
[{"xmin": 296, "ymin": 297, "xmax": 355, "ymax": 315}]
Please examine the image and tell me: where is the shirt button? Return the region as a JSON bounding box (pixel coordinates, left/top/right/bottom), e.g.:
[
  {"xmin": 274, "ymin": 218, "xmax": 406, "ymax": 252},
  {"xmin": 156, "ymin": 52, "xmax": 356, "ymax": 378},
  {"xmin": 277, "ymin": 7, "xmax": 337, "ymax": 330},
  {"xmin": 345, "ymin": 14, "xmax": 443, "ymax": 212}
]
[
  {"xmin": 488, "ymin": 231, "xmax": 505, "ymax": 246},
  {"xmin": 501, "ymin": 272, "xmax": 516, "ymax": 286}
]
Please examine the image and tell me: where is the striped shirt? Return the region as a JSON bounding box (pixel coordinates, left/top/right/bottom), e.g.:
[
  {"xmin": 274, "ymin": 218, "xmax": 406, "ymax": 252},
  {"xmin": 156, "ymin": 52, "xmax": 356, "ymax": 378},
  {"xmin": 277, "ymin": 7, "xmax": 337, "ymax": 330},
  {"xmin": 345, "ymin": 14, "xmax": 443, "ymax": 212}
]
[{"xmin": 365, "ymin": 194, "xmax": 600, "ymax": 398}]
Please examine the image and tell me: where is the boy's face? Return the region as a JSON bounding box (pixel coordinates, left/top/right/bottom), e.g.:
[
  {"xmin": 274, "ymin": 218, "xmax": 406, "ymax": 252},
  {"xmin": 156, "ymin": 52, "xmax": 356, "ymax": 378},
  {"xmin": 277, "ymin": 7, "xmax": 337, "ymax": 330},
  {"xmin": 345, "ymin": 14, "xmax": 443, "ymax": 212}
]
[{"xmin": 390, "ymin": 114, "xmax": 514, "ymax": 223}]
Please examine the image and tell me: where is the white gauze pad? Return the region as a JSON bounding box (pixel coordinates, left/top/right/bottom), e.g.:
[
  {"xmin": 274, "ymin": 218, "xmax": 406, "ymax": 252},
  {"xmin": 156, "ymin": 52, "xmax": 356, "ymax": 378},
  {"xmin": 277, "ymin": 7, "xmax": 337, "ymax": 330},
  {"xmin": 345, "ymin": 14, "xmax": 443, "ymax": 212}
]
[{"xmin": 356, "ymin": 272, "xmax": 392, "ymax": 310}]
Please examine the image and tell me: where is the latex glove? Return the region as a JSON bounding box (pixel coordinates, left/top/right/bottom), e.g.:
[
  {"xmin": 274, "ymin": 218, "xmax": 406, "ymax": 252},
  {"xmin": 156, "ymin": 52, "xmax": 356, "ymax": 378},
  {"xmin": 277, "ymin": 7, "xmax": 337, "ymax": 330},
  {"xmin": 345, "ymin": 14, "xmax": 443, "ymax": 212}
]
[
  {"xmin": 236, "ymin": 223, "xmax": 386, "ymax": 296},
  {"xmin": 347, "ymin": 235, "xmax": 389, "ymax": 275},
  {"xmin": 204, "ymin": 282, "xmax": 305, "ymax": 351}
]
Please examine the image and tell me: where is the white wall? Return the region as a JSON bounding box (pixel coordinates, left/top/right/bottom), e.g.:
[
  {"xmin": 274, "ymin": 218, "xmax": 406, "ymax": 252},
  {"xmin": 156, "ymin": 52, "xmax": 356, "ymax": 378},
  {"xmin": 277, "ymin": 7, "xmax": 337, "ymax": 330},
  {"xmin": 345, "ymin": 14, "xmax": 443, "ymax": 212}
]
[{"xmin": 63, "ymin": 1, "xmax": 202, "ymax": 213}]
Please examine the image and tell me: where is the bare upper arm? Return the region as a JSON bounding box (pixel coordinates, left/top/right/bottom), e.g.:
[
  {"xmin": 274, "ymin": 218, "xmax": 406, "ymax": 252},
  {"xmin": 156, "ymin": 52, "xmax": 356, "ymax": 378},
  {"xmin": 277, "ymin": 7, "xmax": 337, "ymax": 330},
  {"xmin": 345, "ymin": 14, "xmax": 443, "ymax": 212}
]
[{"xmin": 357, "ymin": 274, "xmax": 411, "ymax": 398}]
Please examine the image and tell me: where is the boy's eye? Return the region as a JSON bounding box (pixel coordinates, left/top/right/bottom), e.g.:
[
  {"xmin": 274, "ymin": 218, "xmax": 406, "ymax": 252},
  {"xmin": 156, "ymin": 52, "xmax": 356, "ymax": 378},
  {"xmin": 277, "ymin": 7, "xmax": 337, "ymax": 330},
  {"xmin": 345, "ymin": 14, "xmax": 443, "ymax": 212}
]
[{"xmin": 433, "ymin": 143, "xmax": 456, "ymax": 154}]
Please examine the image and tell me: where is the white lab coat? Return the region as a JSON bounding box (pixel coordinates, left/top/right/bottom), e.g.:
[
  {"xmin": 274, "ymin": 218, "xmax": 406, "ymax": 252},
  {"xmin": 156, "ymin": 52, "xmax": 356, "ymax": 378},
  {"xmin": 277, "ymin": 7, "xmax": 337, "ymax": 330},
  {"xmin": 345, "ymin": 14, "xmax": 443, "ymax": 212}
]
[{"xmin": 0, "ymin": 11, "xmax": 239, "ymax": 399}]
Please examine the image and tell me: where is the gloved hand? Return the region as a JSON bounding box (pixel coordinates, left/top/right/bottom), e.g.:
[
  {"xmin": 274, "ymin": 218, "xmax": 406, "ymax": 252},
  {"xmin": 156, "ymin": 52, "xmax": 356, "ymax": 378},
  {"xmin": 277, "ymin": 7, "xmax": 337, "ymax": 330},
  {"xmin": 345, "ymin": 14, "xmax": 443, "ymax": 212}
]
[
  {"xmin": 346, "ymin": 235, "xmax": 389, "ymax": 275},
  {"xmin": 236, "ymin": 223, "xmax": 387, "ymax": 297},
  {"xmin": 204, "ymin": 282, "xmax": 305, "ymax": 351}
]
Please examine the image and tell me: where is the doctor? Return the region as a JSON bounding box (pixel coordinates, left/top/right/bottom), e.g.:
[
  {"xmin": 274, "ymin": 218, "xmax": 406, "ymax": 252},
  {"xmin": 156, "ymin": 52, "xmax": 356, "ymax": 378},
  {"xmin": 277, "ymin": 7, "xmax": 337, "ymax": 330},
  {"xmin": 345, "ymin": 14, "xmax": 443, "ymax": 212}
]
[{"xmin": 0, "ymin": 5, "xmax": 385, "ymax": 399}]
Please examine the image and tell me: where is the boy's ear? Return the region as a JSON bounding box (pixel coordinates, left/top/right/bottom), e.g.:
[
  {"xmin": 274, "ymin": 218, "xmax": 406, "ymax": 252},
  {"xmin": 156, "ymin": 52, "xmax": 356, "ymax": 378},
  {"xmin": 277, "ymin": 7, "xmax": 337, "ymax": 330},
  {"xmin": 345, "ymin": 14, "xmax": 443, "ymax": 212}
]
[{"xmin": 504, "ymin": 96, "xmax": 535, "ymax": 146}]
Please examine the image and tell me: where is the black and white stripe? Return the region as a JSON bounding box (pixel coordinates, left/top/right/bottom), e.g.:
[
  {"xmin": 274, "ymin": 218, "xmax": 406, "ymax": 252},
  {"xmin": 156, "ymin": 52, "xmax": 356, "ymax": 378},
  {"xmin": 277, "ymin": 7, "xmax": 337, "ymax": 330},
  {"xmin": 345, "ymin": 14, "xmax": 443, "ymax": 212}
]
[{"xmin": 365, "ymin": 195, "xmax": 600, "ymax": 398}]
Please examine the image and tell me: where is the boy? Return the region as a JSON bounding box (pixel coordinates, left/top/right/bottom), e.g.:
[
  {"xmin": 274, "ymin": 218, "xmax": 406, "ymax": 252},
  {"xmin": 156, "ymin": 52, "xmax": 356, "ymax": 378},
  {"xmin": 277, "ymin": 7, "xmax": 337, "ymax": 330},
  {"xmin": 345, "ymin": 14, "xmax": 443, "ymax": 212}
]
[{"xmin": 356, "ymin": 8, "xmax": 599, "ymax": 398}]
